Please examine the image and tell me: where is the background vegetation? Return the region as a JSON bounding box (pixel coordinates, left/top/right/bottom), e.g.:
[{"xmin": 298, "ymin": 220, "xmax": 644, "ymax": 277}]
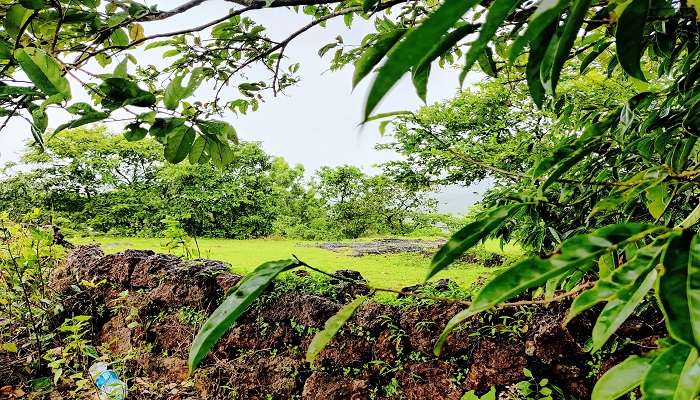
[{"xmin": 0, "ymin": 126, "xmax": 455, "ymax": 240}]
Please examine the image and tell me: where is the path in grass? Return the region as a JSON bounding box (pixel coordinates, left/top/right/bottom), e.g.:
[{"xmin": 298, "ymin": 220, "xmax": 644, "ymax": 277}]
[{"xmin": 75, "ymin": 237, "xmax": 521, "ymax": 289}]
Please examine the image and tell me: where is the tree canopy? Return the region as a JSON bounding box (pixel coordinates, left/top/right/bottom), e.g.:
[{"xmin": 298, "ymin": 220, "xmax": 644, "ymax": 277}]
[{"xmin": 0, "ymin": 126, "xmax": 441, "ymax": 239}]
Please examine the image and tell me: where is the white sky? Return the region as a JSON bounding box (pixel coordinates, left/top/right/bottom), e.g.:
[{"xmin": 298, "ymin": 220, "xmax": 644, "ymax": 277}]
[{"xmin": 0, "ymin": 1, "xmax": 491, "ymax": 213}]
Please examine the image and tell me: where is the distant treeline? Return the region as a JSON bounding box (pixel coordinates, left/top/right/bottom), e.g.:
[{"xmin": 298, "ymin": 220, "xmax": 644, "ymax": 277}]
[{"xmin": 0, "ymin": 126, "xmax": 462, "ymax": 239}]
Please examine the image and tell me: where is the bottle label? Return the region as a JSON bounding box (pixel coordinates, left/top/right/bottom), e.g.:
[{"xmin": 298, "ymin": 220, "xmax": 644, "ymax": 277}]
[{"xmin": 95, "ymin": 370, "xmax": 119, "ymax": 389}]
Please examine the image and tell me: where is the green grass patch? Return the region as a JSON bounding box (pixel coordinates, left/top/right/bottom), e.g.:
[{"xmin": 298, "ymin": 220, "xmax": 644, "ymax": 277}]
[{"xmin": 74, "ymin": 237, "xmax": 521, "ymax": 289}]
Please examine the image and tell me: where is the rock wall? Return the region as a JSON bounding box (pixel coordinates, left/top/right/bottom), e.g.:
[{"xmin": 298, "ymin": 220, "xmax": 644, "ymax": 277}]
[{"xmin": 42, "ymin": 246, "xmax": 663, "ymax": 399}]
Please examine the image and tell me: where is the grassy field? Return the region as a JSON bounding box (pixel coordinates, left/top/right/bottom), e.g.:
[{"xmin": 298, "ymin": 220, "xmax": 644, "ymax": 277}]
[{"xmin": 74, "ymin": 237, "xmax": 522, "ymax": 289}]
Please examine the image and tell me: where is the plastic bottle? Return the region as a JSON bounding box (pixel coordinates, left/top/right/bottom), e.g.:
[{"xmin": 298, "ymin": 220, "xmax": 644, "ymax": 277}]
[{"xmin": 89, "ymin": 362, "xmax": 127, "ymax": 400}]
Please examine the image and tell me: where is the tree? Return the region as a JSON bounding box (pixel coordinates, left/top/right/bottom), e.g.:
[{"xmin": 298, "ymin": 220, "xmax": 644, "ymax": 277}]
[
  {"xmin": 0, "ymin": 126, "xmax": 162, "ymax": 223},
  {"xmin": 1, "ymin": 127, "xmax": 440, "ymax": 239},
  {"xmin": 379, "ymin": 74, "xmax": 636, "ymax": 190},
  {"xmin": 0, "ymin": 0, "xmax": 428, "ymax": 166},
  {"xmin": 315, "ymin": 165, "xmax": 437, "ymax": 237}
]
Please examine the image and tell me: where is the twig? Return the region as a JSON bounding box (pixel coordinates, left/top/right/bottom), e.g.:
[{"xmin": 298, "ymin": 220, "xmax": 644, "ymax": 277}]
[
  {"xmin": 214, "ymin": 0, "xmax": 409, "ymax": 101},
  {"xmin": 0, "ymin": 96, "xmax": 27, "ymax": 133},
  {"xmin": 291, "ymin": 255, "xmax": 593, "ymax": 309}
]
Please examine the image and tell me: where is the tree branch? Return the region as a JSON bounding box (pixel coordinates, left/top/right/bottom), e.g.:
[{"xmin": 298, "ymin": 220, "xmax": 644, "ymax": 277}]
[
  {"xmin": 215, "ymin": 0, "xmax": 409, "ymax": 100},
  {"xmin": 140, "ymin": 0, "xmax": 211, "ymax": 21}
]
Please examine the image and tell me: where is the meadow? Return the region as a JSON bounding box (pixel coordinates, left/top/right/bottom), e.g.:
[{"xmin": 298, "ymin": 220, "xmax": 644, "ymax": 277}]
[{"xmin": 74, "ymin": 237, "xmax": 522, "ymax": 289}]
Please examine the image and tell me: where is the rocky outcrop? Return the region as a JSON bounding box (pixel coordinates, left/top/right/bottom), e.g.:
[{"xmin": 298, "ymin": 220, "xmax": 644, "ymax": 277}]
[{"xmin": 36, "ymin": 245, "xmax": 664, "ymax": 399}]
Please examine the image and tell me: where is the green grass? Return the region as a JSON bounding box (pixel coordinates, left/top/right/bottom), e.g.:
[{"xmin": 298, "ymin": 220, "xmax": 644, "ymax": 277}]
[{"xmin": 74, "ymin": 237, "xmax": 521, "ymax": 289}]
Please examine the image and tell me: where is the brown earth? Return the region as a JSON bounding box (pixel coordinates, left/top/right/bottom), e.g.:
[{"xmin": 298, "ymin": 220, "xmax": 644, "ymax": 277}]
[{"xmin": 3, "ymin": 245, "xmax": 664, "ymax": 399}]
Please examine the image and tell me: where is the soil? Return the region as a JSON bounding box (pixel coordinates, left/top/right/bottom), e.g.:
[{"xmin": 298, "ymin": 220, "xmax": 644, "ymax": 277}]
[{"xmin": 2, "ymin": 245, "xmax": 665, "ymax": 399}]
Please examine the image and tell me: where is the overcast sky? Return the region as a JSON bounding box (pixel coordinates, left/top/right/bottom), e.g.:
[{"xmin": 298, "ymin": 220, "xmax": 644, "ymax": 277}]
[{"xmin": 1, "ymin": 1, "xmax": 491, "ymax": 213}]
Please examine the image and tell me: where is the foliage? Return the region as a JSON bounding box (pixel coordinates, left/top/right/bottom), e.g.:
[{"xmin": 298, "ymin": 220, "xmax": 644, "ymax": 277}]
[
  {"xmin": 306, "ymin": 295, "xmax": 367, "ymax": 364},
  {"xmin": 0, "ymin": 210, "xmax": 63, "ymax": 369},
  {"xmin": 0, "ymin": 212, "xmax": 101, "ymax": 395},
  {"xmin": 160, "ymin": 215, "xmax": 197, "ymax": 259},
  {"xmin": 500, "ymin": 368, "xmax": 566, "ymax": 400},
  {"xmin": 119, "ymin": 0, "xmax": 700, "ymax": 396},
  {"xmin": 0, "ymin": 127, "xmax": 442, "ymax": 240},
  {"xmin": 0, "ymin": 0, "xmax": 455, "ymax": 167},
  {"xmin": 188, "ymin": 258, "xmax": 300, "ymax": 370},
  {"xmin": 346, "ymin": 0, "xmax": 700, "ymax": 396},
  {"xmin": 4, "ymin": 0, "xmax": 700, "ymax": 397},
  {"xmin": 314, "ymin": 165, "xmax": 438, "ymax": 238}
]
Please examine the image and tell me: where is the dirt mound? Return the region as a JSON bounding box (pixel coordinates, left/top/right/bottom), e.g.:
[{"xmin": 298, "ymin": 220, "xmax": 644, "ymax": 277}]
[{"xmin": 25, "ymin": 245, "xmax": 664, "ymax": 399}]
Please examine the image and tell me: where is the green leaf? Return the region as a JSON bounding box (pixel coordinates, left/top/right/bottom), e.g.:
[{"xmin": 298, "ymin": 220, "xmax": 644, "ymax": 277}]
[
  {"xmin": 598, "ymin": 251, "xmax": 614, "ymax": 279},
  {"xmin": 591, "ymin": 268, "xmax": 657, "ymax": 351},
  {"xmin": 364, "ymin": 110, "xmax": 413, "ymax": 122},
  {"xmin": 364, "ymin": 0, "xmax": 480, "ymax": 119},
  {"xmin": 352, "ymin": 29, "xmax": 406, "ymax": 88},
  {"xmin": 150, "ymin": 117, "xmax": 185, "ymax": 141},
  {"xmin": 581, "ymin": 41, "xmax": 613, "ymax": 73},
  {"xmin": 188, "ymin": 259, "xmax": 299, "ymax": 371},
  {"xmin": 306, "ymin": 296, "xmax": 367, "ymax": 364},
  {"xmin": 687, "ymin": 235, "xmax": 700, "ymax": 347},
  {"xmin": 197, "ymin": 120, "xmax": 238, "ymax": 144},
  {"xmin": 413, "ymin": 24, "xmax": 477, "ymax": 86},
  {"xmin": 144, "ymin": 40, "xmax": 173, "ymax": 50},
  {"xmin": 476, "ymin": 47, "xmax": 498, "ymax": 78},
  {"xmin": 0, "ymin": 85, "xmax": 40, "ymax": 97},
  {"xmin": 29, "ymin": 106, "xmax": 47, "ymax": 135},
  {"xmin": 189, "ymin": 135, "xmax": 208, "ymax": 164},
  {"xmin": 52, "ymin": 102, "xmax": 109, "ymax": 134},
  {"xmin": 123, "ymin": 123, "xmax": 147, "ymax": 142},
  {"xmin": 549, "ymin": 0, "xmax": 592, "ymax": 94},
  {"xmin": 164, "ymin": 126, "xmax": 196, "ymax": 164},
  {"xmin": 645, "ymin": 183, "xmax": 670, "ymax": 220},
  {"xmin": 566, "ymin": 242, "xmax": 664, "ymax": 323},
  {"xmin": 542, "ymin": 141, "xmax": 599, "ymax": 190},
  {"xmin": 435, "ymin": 223, "xmax": 661, "ymax": 355},
  {"xmin": 658, "ymin": 232, "xmax": 695, "ymax": 345},
  {"xmin": 679, "ymin": 203, "xmax": 700, "ymax": 229},
  {"xmin": 615, "ymin": 0, "xmax": 649, "ymax": 81},
  {"xmin": 592, "ymin": 355, "xmax": 653, "ymax": 400},
  {"xmin": 19, "ymin": 0, "xmax": 47, "ymax": 9},
  {"xmin": 463, "ymin": 0, "xmax": 520, "ymax": 73},
  {"xmin": 109, "ymin": 28, "xmax": 130, "ymax": 47},
  {"xmin": 525, "ymin": 22, "xmax": 556, "ymax": 107},
  {"xmin": 675, "ymin": 348, "xmax": 700, "ymax": 400},
  {"xmin": 4, "ymin": 5, "xmax": 32, "ymax": 38},
  {"xmin": 164, "ymin": 68, "xmax": 205, "ymax": 110},
  {"xmin": 363, "ymin": 0, "xmax": 380, "ymax": 11},
  {"xmin": 208, "ymin": 139, "xmax": 235, "ymax": 169},
  {"xmin": 428, "ymin": 203, "xmax": 525, "ymax": 280},
  {"xmin": 412, "ymin": 64, "xmax": 430, "ymax": 102},
  {"xmin": 113, "ymin": 58, "xmax": 128, "ymax": 79},
  {"xmin": 671, "ymin": 137, "xmax": 697, "ymax": 172},
  {"xmin": 508, "ymin": 0, "xmax": 568, "ymax": 63},
  {"xmin": 434, "ymin": 256, "xmax": 550, "ymax": 355},
  {"xmin": 99, "ymin": 78, "xmax": 156, "ymax": 109},
  {"xmin": 2, "ymin": 342, "xmax": 18, "ymax": 353},
  {"xmin": 642, "ymin": 343, "xmax": 692, "ymax": 400},
  {"xmin": 14, "ymin": 48, "xmax": 71, "ymax": 100},
  {"xmin": 539, "ymin": 30, "xmax": 560, "ymax": 95}
]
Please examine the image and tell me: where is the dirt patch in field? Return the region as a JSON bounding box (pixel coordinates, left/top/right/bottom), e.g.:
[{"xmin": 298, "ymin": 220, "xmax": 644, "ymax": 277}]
[
  {"xmin": 316, "ymin": 238, "xmax": 446, "ymax": 256},
  {"xmin": 1, "ymin": 245, "xmax": 665, "ymax": 399}
]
